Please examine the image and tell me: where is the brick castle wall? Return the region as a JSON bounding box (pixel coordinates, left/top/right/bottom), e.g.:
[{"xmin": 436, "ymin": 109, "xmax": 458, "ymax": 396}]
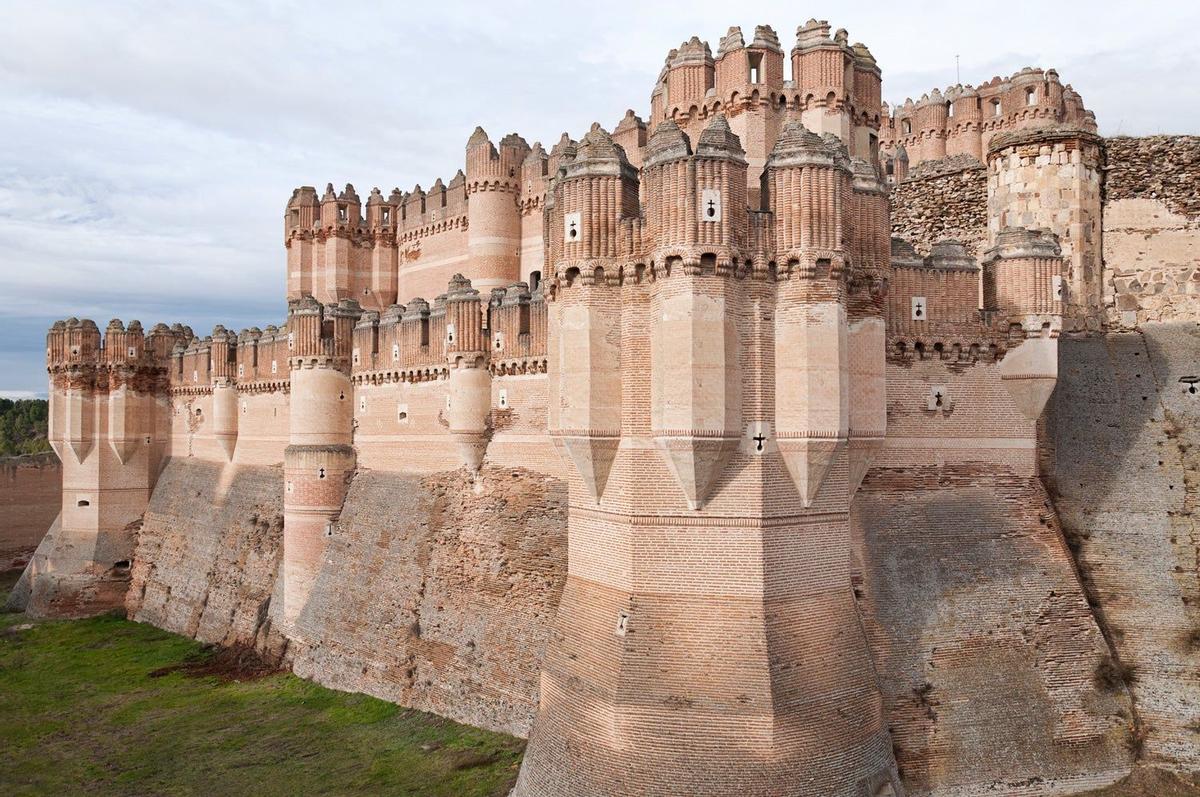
[{"xmin": 0, "ymin": 453, "xmax": 61, "ymax": 569}]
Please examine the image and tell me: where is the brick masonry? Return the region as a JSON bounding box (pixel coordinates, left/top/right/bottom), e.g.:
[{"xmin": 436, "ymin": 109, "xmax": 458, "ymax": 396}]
[{"xmin": 289, "ymin": 465, "xmax": 566, "ymax": 737}]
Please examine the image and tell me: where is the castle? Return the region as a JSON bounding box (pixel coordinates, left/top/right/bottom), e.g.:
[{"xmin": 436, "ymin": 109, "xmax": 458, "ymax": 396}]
[{"xmin": 11, "ymin": 19, "xmax": 1200, "ymax": 796}]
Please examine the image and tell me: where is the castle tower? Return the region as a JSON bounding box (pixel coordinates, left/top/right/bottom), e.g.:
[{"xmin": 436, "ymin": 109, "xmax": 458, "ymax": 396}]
[
  {"xmin": 985, "ymin": 227, "xmax": 1065, "ymax": 419},
  {"xmin": 280, "ymin": 296, "xmax": 360, "ymax": 631},
  {"xmin": 465, "ymin": 128, "xmax": 527, "ymax": 295},
  {"xmin": 285, "ymin": 186, "xmax": 319, "ymax": 300},
  {"xmin": 847, "ymin": 156, "xmax": 890, "ymax": 494},
  {"xmin": 443, "ymin": 274, "xmax": 491, "ymax": 472},
  {"xmin": 516, "ymin": 118, "xmax": 900, "ymax": 797},
  {"xmin": 986, "ymin": 126, "xmax": 1103, "ymax": 331},
  {"xmin": 365, "ymin": 187, "xmax": 399, "ymax": 310},
  {"xmin": 20, "ymin": 317, "xmax": 174, "ymax": 616},
  {"xmin": 208, "ymin": 325, "xmax": 239, "ymax": 460}
]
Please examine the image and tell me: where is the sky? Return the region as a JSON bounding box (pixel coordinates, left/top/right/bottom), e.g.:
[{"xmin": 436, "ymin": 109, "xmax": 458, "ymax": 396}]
[{"xmin": 1, "ymin": 0, "xmax": 1195, "ymax": 396}]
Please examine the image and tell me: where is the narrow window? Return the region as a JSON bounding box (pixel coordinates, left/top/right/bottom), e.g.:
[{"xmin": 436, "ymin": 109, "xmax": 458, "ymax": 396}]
[
  {"xmin": 748, "ymin": 51, "xmax": 763, "ymax": 84},
  {"xmin": 1026, "ymin": 87, "xmax": 1037, "ymax": 106},
  {"xmin": 529, "ymin": 270, "xmax": 541, "ymax": 291},
  {"xmin": 992, "ymin": 99, "xmax": 1001, "ymax": 116}
]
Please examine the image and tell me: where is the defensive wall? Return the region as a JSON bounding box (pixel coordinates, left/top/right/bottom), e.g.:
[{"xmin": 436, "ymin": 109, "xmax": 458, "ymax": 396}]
[{"xmin": 7, "ymin": 18, "xmax": 1200, "ymax": 796}]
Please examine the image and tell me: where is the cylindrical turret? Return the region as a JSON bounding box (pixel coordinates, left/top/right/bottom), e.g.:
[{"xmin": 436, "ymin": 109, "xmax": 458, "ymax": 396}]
[
  {"xmin": 281, "ymin": 297, "xmax": 359, "ymax": 632},
  {"xmin": 465, "ymin": 128, "xmax": 526, "ymax": 295}
]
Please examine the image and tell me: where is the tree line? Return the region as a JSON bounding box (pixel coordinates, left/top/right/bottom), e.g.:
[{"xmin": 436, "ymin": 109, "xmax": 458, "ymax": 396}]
[{"xmin": 0, "ymin": 399, "xmax": 51, "ymax": 457}]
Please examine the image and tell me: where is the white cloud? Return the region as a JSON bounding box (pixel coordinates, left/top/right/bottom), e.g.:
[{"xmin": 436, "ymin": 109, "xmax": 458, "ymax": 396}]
[{"xmin": 0, "ymin": 0, "xmax": 1196, "ymax": 391}]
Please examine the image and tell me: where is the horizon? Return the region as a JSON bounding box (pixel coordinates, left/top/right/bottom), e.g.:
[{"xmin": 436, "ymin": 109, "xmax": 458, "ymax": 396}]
[{"xmin": 2, "ymin": 0, "xmax": 1196, "ymax": 393}]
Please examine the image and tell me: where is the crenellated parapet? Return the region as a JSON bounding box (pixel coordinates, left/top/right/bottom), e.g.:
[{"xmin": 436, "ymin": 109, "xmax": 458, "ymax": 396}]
[{"xmin": 881, "ymin": 67, "xmax": 1098, "ymax": 173}]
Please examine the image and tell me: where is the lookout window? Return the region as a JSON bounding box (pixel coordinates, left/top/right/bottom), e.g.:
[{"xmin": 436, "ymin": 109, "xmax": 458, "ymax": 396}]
[
  {"xmin": 77, "ymin": 499, "xmax": 90, "ymax": 507},
  {"xmin": 338, "ymin": 205, "xmax": 348, "ymax": 222},
  {"xmin": 1026, "ymin": 88, "xmax": 1037, "ymax": 106},
  {"xmin": 946, "ymin": 102, "xmax": 954, "ymax": 118},
  {"xmin": 529, "ymin": 270, "xmax": 542, "ymax": 291},
  {"xmin": 992, "ymin": 99, "xmax": 1002, "ymax": 116},
  {"xmin": 748, "ymin": 51, "xmax": 763, "ymax": 84},
  {"xmin": 901, "ymin": 119, "xmax": 912, "ymax": 134}
]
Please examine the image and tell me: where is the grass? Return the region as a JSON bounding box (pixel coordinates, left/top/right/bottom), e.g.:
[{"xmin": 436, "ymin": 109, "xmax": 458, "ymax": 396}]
[{"xmin": 0, "ymin": 571, "xmax": 524, "ymax": 797}]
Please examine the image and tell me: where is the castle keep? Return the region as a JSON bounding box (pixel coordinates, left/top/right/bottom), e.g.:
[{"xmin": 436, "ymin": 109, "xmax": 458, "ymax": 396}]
[{"xmin": 11, "ymin": 19, "xmax": 1200, "ymax": 796}]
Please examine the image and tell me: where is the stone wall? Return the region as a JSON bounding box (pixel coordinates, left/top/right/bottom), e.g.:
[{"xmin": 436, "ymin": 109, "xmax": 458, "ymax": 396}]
[
  {"xmin": 0, "ymin": 452, "xmax": 61, "ymax": 568},
  {"xmin": 1047, "ymin": 325, "xmax": 1200, "ymax": 770},
  {"xmin": 1101, "ymin": 136, "xmax": 1200, "ymax": 329},
  {"xmin": 289, "ymin": 465, "xmax": 567, "ymax": 737},
  {"xmin": 853, "ymin": 467, "xmax": 1132, "ymax": 795},
  {"xmin": 889, "ymin": 156, "xmax": 988, "ymax": 256}
]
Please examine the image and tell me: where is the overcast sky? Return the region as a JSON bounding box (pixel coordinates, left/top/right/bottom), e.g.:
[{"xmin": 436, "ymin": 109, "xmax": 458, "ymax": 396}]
[{"xmin": 1, "ymin": 0, "xmax": 1195, "ymax": 396}]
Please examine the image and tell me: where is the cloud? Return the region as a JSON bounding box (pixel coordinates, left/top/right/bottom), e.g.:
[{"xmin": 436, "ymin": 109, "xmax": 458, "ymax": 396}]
[{"xmin": 1, "ymin": 1, "xmax": 1196, "ymax": 392}]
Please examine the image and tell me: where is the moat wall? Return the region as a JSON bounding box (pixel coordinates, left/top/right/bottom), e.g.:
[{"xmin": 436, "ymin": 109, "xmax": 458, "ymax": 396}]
[
  {"xmin": 126, "ymin": 457, "xmax": 567, "ymax": 737},
  {"xmin": 1047, "ymin": 325, "xmax": 1200, "ymax": 770}
]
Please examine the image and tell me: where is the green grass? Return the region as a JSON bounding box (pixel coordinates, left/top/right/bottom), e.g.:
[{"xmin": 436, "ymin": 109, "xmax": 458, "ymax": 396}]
[{"xmin": 0, "ymin": 574, "xmax": 524, "ymax": 796}]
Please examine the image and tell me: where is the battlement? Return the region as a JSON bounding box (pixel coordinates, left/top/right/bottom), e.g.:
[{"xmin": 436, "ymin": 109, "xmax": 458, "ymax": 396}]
[
  {"xmin": 46, "ymin": 317, "xmax": 190, "ymax": 382},
  {"xmin": 881, "ymin": 66, "xmax": 1097, "ymax": 172},
  {"xmin": 351, "ymin": 274, "xmax": 547, "ymax": 376}
]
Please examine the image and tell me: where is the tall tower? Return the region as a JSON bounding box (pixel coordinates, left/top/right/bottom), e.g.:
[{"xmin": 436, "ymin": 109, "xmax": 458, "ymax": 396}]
[
  {"xmin": 465, "ymin": 128, "xmax": 528, "ymax": 295},
  {"xmin": 516, "ymin": 118, "xmax": 899, "ymax": 796},
  {"xmin": 280, "ymin": 297, "xmax": 360, "ymax": 630},
  {"xmin": 19, "ymin": 318, "xmax": 178, "ymax": 616},
  {"xmin": 987, "ymin": 126, "xmax": 1103, "ymax": 331}
]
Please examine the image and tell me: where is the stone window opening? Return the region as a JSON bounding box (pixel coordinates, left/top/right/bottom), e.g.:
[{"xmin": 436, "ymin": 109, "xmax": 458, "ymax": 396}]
[
  {"xmin": 381, "ymin": 208, "xmax": 390, "ymax": 224},
  {"xmin": 446, "ymin": 323, "xmax": 456, "ymax": 345},
  {"xmin": 318, "ymin": 467, "xmax": 327, "ymax": 479},
  {"xmin": 195, "ymin": 408, "xmax": 203, "ymax": 416},
  {"xmin": 1026, "ymin": 87, "xmax": 1037, "ymax": 106},
  {"xmin": 420, "ymin": 318, "xmax": 430, "ymax": 347},
  {"xmin": 289, "ymin": 208, "xmax": 300, "ymax": 226},
  {"xmin": 992, "ymin": 99, "xmax": 1001, "ymax": 116},
  {"xmin": 901, "ymin": 119, "xmax": 912, "ymax": 134},
  {"xmin": 77, "ymin": 499, "xmax": 90, "ymax": 507},
  {"xmin": 946, "ymin": 102, "xmax": 954, "ymax": 118},
  {"xmin": 337, "ymin": 204, "xmax": 348, "ymax": 222},
  {"xmin": 111, "ymin": 560, "xmax": 131, "ymax": 574},
  {"xmin": 748, "ymin": 51, "xmax": 763, "ymax": 84},
  {"xmin": 1180, "ymin": 376, "xmax": 1198, "ymax": 395},
  {"xmin": 529, "ymin": 270, "xmax": 541, "ymax": 291}
]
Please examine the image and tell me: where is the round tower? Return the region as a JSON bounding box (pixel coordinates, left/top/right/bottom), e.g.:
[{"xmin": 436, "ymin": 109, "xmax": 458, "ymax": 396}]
[
  {"xmin": 281, "ymin": 296, "xmax": 360, "ymax": 632},
  {"xmin": 465, "ymin": 128, "xmax": 526, "ymax": 295},
  {"xmin": 443, "ymin": 274, "xmax": 491, "ymax": 472}
]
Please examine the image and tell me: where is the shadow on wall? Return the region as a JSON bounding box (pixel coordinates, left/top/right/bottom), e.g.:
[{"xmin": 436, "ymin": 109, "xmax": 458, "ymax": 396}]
[
  {"xmin": 853, "ymin": 468, "xmax": 1132, "ymax": 793},
  {"xmin": 1047, "ymin": 324, "xmax": 1200, "ymax": 768}
]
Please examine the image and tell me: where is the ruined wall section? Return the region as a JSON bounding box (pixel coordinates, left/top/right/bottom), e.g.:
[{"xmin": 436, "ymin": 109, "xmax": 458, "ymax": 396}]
[
  {"xmin": 288, "ymin": 466, "xmax": 567, "ymax": 737},
  {"xmin": 888, "ymin": 157, "xmax": 987, "ymax": 256},
  {"xmin": 1047, "ymin": 326, "xmax": 1200, "ymax": 770},
  {"xmin": 1101, "ymin": 136, "xmax": 1200, "ymax": 329}
]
